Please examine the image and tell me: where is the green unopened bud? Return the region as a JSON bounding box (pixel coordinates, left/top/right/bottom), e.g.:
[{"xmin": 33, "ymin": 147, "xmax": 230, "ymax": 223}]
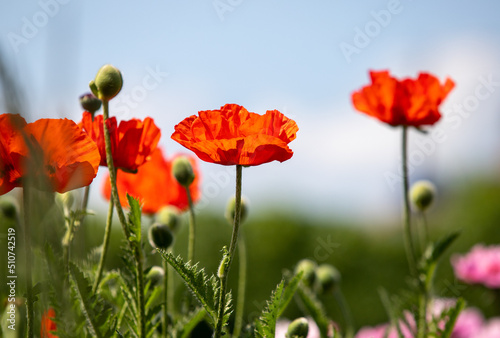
[
  {"xmin": 146, "ymin": 266, "xmax": 165, "ymax": 285},
  {"xmin": 217, "ymin": 253, "xmax": 230, "ymax": 279},
  {"xmin": 92, "ymin": 64, "xmax": 123, "ymax": 101},
  {"xmin": 315, "ymin": 264, "xmax": 341, "ymax": 294},
  {"xmin": 79, "ymin": 93, "xmax": 102, "ymax": 115},
  {"xmin": 148, "ymin": 223, "xmax": 174, "ymax": 250},
  {"xmin": 410, "ymin": 180, "xmax": 436, "ymax": 212},
  {"xmin": 286, "ymin": 317, "xmax": 309, "ymax": 338},
  {"xmin": 172, "ymin": 156, "xmax": 195, "ymax": 187},
  {"xmin": 294, "ymin": 259, "xmax": 317, "ymax": 287},
  {"xmin": 225, "ymin": 196, "xmax": 249, "ymax": 225},
  {"xmin": 0, "ymin": 196, "xmax": 19, "ymax": 220},
  {"xmin": 155, "ymin": 206, "xmax": 182, "ymax": 232}
]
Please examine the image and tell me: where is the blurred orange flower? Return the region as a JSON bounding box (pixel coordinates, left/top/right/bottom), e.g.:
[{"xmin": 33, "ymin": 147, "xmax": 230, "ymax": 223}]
[
  {"xmin": 101, "ymin": 148, "xmax": 200, "ymax": 214},
  {"xmin": 40, "ymin": 308, "xmax": 58, "ymax": 338},
  {"xmin": 171, "ymin": 104, "xmax": 298, "ymax": 166},
  {"xmin": 79, "ymin": 111, "xmax": 161, "ymax": 172},
  {"xmin": 0, "ymin": 114, "xmax": 100, "ymax": 194},
  {"xmin": 352, "ymin": 70, "xmax": 455, "ymax": 127}
]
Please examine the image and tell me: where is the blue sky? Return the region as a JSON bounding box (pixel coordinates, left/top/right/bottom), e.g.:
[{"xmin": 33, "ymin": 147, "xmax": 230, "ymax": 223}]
[{"xmin": 2, "ymin": 0, "xmax": 500, "ymax": 223}]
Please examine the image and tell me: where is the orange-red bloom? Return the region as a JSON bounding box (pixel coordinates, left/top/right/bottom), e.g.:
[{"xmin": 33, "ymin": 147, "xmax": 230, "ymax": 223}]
[
  {"xmin": 0, "ymin": 114, "xmax": 100, "ymax": 194},
  {"xmin": 101, "ymin": 148, "xmax": 200, "ymax": 214},
  {"xmin": 171, "ymin": 104, "xmax": 298, "ymax": 166},
  {"xmin": 79, "ymin": 111, "xmax": 161, "ymax": 172},
  {"xmin": 40, "ymin": 308, "xmax": 58, "ymax": 337},
  {"xmin": 352, "ymin": 70, "xmax": 455, "ymax": 127}
]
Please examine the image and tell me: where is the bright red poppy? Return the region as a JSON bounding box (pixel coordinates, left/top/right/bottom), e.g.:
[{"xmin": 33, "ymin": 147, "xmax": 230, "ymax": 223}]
[
  {"xmin": 101, "ymin": 148, "xmax": 201, "ymax": 214},
  {"xmin": 79, "ymin": 111, "xmax": 161, "ymax": 172},
  {"xmin": 0, "ymin": 114, "xmax": 100, "ymax": 194},
  {"xmin": 171, "ymin": 104, "xmax": 299, "ymax": 166},
  {"xmin": 352, "ymin": 70, "xmax": 455, "ymax": 127},
  {"xmin": 40, "ymin": 308, "xmax": 58, "ymax": 338}
]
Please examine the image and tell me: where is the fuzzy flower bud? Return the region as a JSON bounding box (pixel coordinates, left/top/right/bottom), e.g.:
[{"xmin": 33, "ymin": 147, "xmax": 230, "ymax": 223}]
[
  {"xmin": 225, "ymin": 196, "xmax": 249, "ymax": 225},
  {"xmin": 155, "ymin": 206, "xmax": 182, "ymax": 233},
  {"xmin": 91, "ymin": 64, "xmax": 123, "ymax": 101},
  {"xmin": 79, "ymin": 93, "xmax": 102, "ymax": 115},
  {"xmin": 410, "ymin": 180, "xmax": 436, "ymax": 212},
  {"xmin": 315, "ymin": 264, "xmax": 341, "ymax": 294},
  {"xmin": 146, "ymin": 266, "xmax": 165, "ymax": 285},
  {"xmin": 294, "ymin": 259, "xmax": 317, "ymax": 287},
  {"xmin": 148, "ymin": 223, "xmax": 174, "ymax": 250},
  {"xmin": 286, "ymin": 317, "xmax": 309, "ymax": 338},
  {"xmin": 172, "ymin": 156, "xmax": 195, "ymax": 187}
]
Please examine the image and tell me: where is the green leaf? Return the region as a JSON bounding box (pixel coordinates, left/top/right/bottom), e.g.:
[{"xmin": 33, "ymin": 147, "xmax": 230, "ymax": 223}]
[
  {"xmin": 176, "ymin": 307, "xmax": 207, "ymax": 338},
  {"xmin": 429, "ymin": 232, "xmax": 460, "ymax": 263},
  {"xmin": 157, "ymin": 249, "xmax": 222, "ymax": 325},
  {"xmin": 126, "ymin": 194, "xmax": 142, "ymax": 243},
  {"xmin": 442, "ymin": 298, "xmax": 465, "ymax": 338},
  {"xmin": 295, "ymin": 284, "xmax": 331, "ymax": 338}
]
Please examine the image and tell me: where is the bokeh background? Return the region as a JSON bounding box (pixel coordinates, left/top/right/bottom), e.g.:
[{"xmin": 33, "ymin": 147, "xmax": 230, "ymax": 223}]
[{"xmin": 1, "ymin": 0, "xmax": 500, "ymax": 333}]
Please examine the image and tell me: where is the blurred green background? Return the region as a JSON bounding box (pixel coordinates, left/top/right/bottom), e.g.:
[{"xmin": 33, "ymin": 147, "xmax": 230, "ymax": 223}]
[{"xmin": 2, "ymin": 175, "xmax": 499, "ymax": 334}]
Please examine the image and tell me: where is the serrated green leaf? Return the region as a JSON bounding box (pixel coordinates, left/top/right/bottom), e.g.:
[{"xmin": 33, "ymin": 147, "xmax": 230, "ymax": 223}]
[
  {"xmin": 126, "ymin": 194, "xmax": 142, "ymax": 242},
  {"xmin": 256, "ymin": 280, "xmax": 284, "ymax": 337}
]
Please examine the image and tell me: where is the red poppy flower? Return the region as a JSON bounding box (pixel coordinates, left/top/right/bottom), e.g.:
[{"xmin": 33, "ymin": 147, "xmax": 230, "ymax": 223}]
[
  {"xmin": 171, "ymin": 104, "xmax": 298, "ymax": 166},
  {"xmin": 41, "ymin": 308, "xmax": 58, "ymax": 338},
  {"xmin": 0, "ymin": 114, "xmax": 100, "ymax": 194},
  {"xmin": 79, "ymin": 111, "xmax": 161, "ymax": 172},
  {"xmin": 101, "ymin": 148, "xmax": 200, "ymax": 214},
  {"xmin": 352, "ymin": 70, "xmax": 455, "ymax": 127}
]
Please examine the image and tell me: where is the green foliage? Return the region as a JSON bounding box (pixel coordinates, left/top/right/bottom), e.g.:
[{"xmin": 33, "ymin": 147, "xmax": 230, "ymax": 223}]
[
  {"xmin": 296, "ymin": 284, "xmax": 331, "ymax": 338},
  {"xmin": 127, "ymin": 194, "xmax": 142, "ymax": 243},
  {"xmin": 441, "ymin": 298, "xmax": 466, "ymax": 338},
  {"xmin": 173, "ymin": 307, "xmax": 207, "ymax": 338}
]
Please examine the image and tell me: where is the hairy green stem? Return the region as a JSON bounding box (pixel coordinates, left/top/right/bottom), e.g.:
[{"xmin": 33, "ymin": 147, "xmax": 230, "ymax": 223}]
[
  {"xmin": 167, "ymin": 249, "xmax": 175, "ymax": 317},
  {"xmin": 232, "ymin": 234, "xmax": 247, "ymax": 338},
  {"xmin": 92, "ymin": 195, "xmax": 114, "ymax": 293},
  {"xmin": 162, "ymin": 259, "xmax": 169, "ymax": 337},
  {"xmin": 23, "ymin": 186, "xmax": 34, "ymax": 338},
  {"xmin": 136, "ymin": 250, "xmax": 146, "ymax": 338},
  {"xmin": 215, "ymin": 165, "xmax": 243, "ymax": 338},
  {"xmin": 402, "ymin": 126, "xmax": 417, "ymax": 276},
  {"xmin": 186, "ymin": 187, "xmax": 196, "ymax": 263}
]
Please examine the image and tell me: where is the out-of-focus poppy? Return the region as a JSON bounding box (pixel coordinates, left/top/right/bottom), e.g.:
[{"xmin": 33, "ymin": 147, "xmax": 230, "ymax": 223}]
[
  {"xmin": 0, "ymin": 114, "xmax": 100, "ymax": 194},
  {"xmin": 352, "ymin": 70, "xmax": 455, "ymax": 127},
  {"xmin": 101, "ymin": 148, "xmax": 200, "ymax": 214},
  {"xmin": 41, "ymin": 308, "xmax": 58, "ymax": 338},
  {"xmin": 79, "ymin": 111, "xmax": 161, "ymax": 172},
  {"xmin": 171, "ymin": 104, "xmax": 298, "ymax": 166}
]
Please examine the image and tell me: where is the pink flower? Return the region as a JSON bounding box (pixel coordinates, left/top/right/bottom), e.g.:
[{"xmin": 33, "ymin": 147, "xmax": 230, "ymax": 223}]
[
  {"xmin": 451, "ymin": 308, "xmax": 484, "ymax": 338},
  {"xmin": 355, "ymin": 312, "xmax": 415, "ymax": 338},
  {"xmin": 451, "ymin": 244, "xmax": 500, "ymax": 288},
  {"xmin": 476, "ymin": 318, "xmax": 500, "ymax": 338}
]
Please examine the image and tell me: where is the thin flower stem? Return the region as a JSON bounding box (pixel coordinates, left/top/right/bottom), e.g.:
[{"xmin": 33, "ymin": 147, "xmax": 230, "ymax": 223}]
[
  {"xmin": 334, "ymin": 288, "xmax": 354, "ymax": 338},
  {"xmin": 92, "ymin": 194, "xmax": 114, "ymax": 293},
  {"xmin": 185, "ymin": 187, "xmax": 196, "ymax": 263},
  {"xmin": 102, "ymin": 99, "xmax": 145, "ymax": 337},
  {"xmin": 401, "ymin": 126, "xmax": 417, "ymax": 276},
  {"xmin": 232, "ymin": 234, "xmax": 247, "ymax": 338},
  {"xmin": 417, "ymin": 292, "xmax": 428, "ymax": 338},
  {"xmin": 215, "ymin": 165, "xmax": 243, "ymax": 338},
  {"xmin": 62, "ymin": 216, "xmax": 76, "ymax": 276},
  {"xmin": 23, "ymin": 186, "xmax": 34, "ymax": 338},
  {"xmin": 162, "ymin": 258, "xmax": 169, "ymax": 338},
  {"xmin": 167, "ymin": 249, "xmax": 175, "ymax": 316}
]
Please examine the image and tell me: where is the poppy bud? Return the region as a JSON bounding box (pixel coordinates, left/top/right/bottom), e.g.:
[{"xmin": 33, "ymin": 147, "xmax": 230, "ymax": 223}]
[
  {"xmin": 286, "ymin": 317, "xmax": 309, "ymax": 338},
  {"xmin": 315, "ymin": 264, "xmax": 341, "ymax": 294},
  {"xmin": 146, "ymin": 266, "xmax": 165, "ymax": 285},
  {"xmin": 148, "ymin": 223, "xmax": 174, "ymax": 250},
  {"xmin": 155, "ymin": 206, "xmax": 182, "ymax": 233},
  {"xmin": 79, "ymin": 93, "xmax": 102, "ymax": 115},
  {"xmin": 225, "ymin": 196, "xmax": 249, "ymax": 225},
  {"xmin": 410, "ymin": 180, "xmax": 436, "ymax": 212},
  {"xmin": 91, "ymin": 64, "xmax": 123, "ymax": 101},
  {"xmin": 294, "ymin": 259, "xmax": 317, "ymax": 287},
  {"xmin": 0, "ymin": 196, "xmax": 19, "ymax": 220},
  {"xmin": 218, "ymin": 253, "xmax": 230, "ymax": 278},
  {"xmin": 172, "ymin": 156, "xmax": 195, "ymax": 187}
]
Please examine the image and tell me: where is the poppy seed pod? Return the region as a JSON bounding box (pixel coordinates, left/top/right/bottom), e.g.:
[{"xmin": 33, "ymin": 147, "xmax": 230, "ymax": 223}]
[
  {"xmin": 286, "ymin": 317, "xmax": 309, "ymax": 338},
  {"xmin": 91, "ymin": 64, "xmax": 123, "ymax": 101},
  {"xmin": 172, "ymin": 156, "xmax": 195, "ymax": 187},
  {"xmin": 79, "ymin": 93, "xmax": 102, "ymax": 115},
  {"xmin": 225, "ymin": 196, "xmax": 249, "ymax": 225},
  {"xmin": 410, "ymin": 180, "xmax": 436, "ymax": 212},
  {"xmin": 148, "ymin": 223, "xmax": 174, "ymax": 250},
  {"xmin": 155, "ymin": 206, "xmax": 182, "ymax": 232},
  {"xmin": 294, "ymin": 259, "xmax": 317, "ymax": 287},
  {"xmin": 315, "ymin": 264, "xmax": 341, "ymax": 294},
  {"xmin": 146, "ymin": 266, "xmax": 165, "ymax": 285}
]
